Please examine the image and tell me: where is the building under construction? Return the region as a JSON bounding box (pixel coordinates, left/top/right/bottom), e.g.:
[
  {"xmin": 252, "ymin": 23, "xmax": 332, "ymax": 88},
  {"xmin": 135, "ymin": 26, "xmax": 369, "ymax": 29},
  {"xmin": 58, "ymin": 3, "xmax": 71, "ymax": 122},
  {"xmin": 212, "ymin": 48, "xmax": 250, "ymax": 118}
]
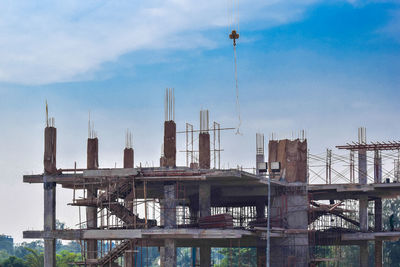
[{"xmin": 23, "ymin": 90, "xmax": 400, "ymax": 266}]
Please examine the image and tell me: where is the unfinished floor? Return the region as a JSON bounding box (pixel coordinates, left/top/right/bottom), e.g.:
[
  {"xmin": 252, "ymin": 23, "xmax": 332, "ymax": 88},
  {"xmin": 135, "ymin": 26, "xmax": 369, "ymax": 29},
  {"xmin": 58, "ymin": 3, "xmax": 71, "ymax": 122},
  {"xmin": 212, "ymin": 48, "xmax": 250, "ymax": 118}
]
[{"xmin": 24, "ymin": 104, "xmax": 400, "ymax": 267}]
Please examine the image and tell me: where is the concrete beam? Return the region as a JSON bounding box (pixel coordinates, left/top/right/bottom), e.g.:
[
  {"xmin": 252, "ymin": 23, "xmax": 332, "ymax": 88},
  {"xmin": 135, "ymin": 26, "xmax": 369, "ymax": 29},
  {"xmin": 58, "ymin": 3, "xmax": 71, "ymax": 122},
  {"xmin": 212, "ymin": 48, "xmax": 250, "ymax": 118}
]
[
  {"xmin": 342, "ymin": 232, "xmax": 400, "ymax": 241},
  {"xmin": 84, "ymin": 168, "xmax": 138, "ymax": 178},
  {"xmin": 220, "ymin": 186, "xmax": 268, "ymax": 197},
  {"xmin": 23, "ymin": 228, "xmax": 258, "ymax": 240}
]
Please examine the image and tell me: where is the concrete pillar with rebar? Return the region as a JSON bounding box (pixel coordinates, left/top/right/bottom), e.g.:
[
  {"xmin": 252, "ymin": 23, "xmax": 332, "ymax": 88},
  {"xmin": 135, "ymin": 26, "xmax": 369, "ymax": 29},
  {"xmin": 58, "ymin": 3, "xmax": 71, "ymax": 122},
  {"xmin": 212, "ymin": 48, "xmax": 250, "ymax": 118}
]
[
  {"xmin": 163, "ymin": 88, "xmax": 176, "ymax": 168},
  {"xmin": 199, "ymin": 110, "xmax": 210, "ymax": 169},
  {"xmin": 269, "ymin": 139, "xmax": 309, "ymax": 267},
  {"xmin": 44, "ymin": 125, "xmax": 57, "ymax": 267},
  {"xmin": 86, "ymin": 137, "xmax": 98, "ymax": 265},
  {"xmin": 164, "ymin": 121, "xmax": 176, "ymax": 168},
  {"xmin": 256, "ymin": 133, "xmax": 265, "ymax": 175},
  {"xmin": 124, "ymin": 148, "xmax": 134, "ymax": 168},
  {"xmin": 358, "ymin": 127, "xmax": 369, "ymax": 267},
  {"xmin": 124, "ymin": 135, "xmax": 135, "ymax": 267}
]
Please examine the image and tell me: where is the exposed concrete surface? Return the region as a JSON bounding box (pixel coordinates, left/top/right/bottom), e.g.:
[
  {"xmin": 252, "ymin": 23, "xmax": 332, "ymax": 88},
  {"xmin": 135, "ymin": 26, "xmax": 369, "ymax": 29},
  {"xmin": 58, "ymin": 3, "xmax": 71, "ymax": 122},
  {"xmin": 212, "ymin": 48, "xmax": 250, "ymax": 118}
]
[
  {"xmin": 268, "ymin": 139, "xmax": 307, "ymax": 183},
  {"xmin": 164, "ymin": 183, "xmax": 176, "ymax": 229},
  {"xmin": 163, "ymin": 239, "xmax": 176, "ymax": 267},
  {"xmin": 199, "ymin": 133, "xmax": 210, "ymax": 169},
  {"xmin": 164, "ymin": 121, "xmax": 176, "ymax": 167},
  {"xmin": 124, "ymin": 148, "xmax": 134, "ymax": 168}
]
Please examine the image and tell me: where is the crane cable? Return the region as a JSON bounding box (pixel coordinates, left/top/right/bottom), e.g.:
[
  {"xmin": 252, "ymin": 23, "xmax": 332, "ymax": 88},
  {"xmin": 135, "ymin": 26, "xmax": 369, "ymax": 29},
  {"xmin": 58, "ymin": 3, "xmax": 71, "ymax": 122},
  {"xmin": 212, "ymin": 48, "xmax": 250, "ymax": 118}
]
[
  {"xmin": 229, "ymin": 0, "xmax": 242, "ymax": 135},
  {"xmin": 234, "ymin": 44, "xmax": 241, "ymax": 135}
]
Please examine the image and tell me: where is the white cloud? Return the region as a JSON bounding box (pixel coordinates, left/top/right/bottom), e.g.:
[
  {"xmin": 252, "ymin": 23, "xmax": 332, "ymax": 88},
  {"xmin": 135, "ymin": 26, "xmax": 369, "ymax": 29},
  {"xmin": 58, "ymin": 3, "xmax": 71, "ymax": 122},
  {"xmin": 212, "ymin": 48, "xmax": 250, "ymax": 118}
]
[{"xmin": 0, "ymin": 0, "xmax": 321, "ymax": 85}]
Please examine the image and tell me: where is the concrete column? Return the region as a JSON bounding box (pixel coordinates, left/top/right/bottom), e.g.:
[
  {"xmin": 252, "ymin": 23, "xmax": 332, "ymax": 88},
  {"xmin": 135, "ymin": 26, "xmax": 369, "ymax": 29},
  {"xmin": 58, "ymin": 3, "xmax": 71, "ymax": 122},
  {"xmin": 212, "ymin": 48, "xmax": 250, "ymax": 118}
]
[
  {"xmin": 358, "ymin": 149, "xmax": 367, "ymax": 184},
  {"xmin": 255, "ymin": 132, "xmax": 264, "ymax": 175},
  {"xmin": 163, "ymin": 239, "xmax": 176, "ymax": 267},
  {"xmin": 124, "ymin": 250, "xmax": 135, "ymax": 267},
  {"xmin": 374, "ymin": 151, "xmax": 383, "ymax": 267},
  {"xmin": 164, "ymin": 121, "xmax": 176, "ymax": 167},
  {"xmin": 123, "ymin": 148, "xmax": 135, "ymax": 266},
  {"xmin": 199, "ymin": 183, "xmax": 211, "ymax": 217},
  {"xmin": 256, "ymin": 198, "xmax": 265, "ymax": 219},
  {"xmin": 199, "ymin": 133, "xmax": 210, "ymax": 169},
  {"xmin": 358, "ymin": 148, "xmax": 369, "ymax": 266},
  {"xmin": 44, "ymin": 179, "xmax": 56, "ymax": 267},
  {"xmin": 200, "ymin": 245, "xmax": 211, "ymax": 267},
  {"xmin": 189, "ymin": 196, "xmax": 199, "ymax": 224},
  {"xmin": 359, "ymin": 196, "xmax": 369, "ymax": 267},
  {"xmin": 124, "ymin": 147, "xmax": 134, "ymax": 212},
  {"xmin": 189, "ymin": 196, "xmax": 200, "ymax": 266},
  {"xmin": 359, "ymin": 196, "xmax": 368, "ymax": 232},
  {"xmin": 360, "ymin": 242, "xmax": 369, "ymax": 267},
  {"xmin": 199, "ymin": 184, "xmax": 211, "ymax": 266},
  {"xmin": 163, "ymin": 183, "xmax": 176, "ymax": 228},
  {"xmin": 124, "ymin": 147, "xmax": 134, "ymax": 168},
  {"xmin": 358, "ymin": 147, "xmax": 368, "ymax": 236},
  {"xmin": 256, "ymin": 200, "xmax": 266, "ymax": 267},
  {"xmin": 375, "ymin": 240, "xmax": 383, "ymax": 267},
  {"xmin": 43, "ymin": 126, "xmax": 57, "ymax": 267},
  {"xmin": 159, "ymin": 200, "xmax": 165, "ymax": 267},
  {"xmin": 270, "ymin": 186, "xmax": 309, "ymax": 267},
  {"xmin": 86, "ymin": 138, "xmax": 98, "ymax": 265},
  {"xmin": 256, "ymin": 154, "xmax": 264, "ymax": 175},
  {"xmin": 256, "ymin": 246, "xmax": 266, "ymax": 267}
]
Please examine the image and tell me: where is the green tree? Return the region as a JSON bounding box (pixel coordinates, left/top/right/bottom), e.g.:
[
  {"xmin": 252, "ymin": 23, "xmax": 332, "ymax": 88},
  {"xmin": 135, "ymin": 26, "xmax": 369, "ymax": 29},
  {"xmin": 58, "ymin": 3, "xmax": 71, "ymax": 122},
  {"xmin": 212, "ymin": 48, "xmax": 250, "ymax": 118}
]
[
  {"xmin": 177, "ymin": 248, "xmax": 192, "ymax": 266},
  {"xmin": 56, "ymin": 241, "xmax": 82, "ymax": 254},
  {"xmin": 0, "ymin": 250, "xmax": 10, "ymax": 262},
  {"xmin": 213, "ymin": 248, "xmax": 256, "ymax": 267},
  {"xmin": 1, "ymin": 256, "xmax": 28, "ymax": 267},
  {"xmin": 23, "ymin": 247, "xmax": 43, "ymax": 267},
  {"xmin": 56, "ymin": 250, "xmax": 81, "ymax": 267}
]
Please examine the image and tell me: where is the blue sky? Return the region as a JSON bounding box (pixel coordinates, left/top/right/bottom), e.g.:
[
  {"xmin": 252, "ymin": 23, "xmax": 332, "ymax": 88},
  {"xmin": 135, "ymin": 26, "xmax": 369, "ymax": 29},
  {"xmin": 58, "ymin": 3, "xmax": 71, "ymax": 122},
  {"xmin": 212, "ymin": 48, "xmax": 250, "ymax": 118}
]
[{"xmin": 0, "ymin": 0, "xmax": 400, "ymax": 242}]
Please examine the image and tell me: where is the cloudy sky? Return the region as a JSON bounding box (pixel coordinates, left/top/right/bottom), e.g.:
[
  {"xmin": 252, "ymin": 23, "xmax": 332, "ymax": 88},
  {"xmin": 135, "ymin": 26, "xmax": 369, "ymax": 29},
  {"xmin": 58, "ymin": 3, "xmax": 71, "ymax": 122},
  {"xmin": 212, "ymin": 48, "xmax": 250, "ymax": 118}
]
[{"xmin": 0, "ymin": 0, "xmax": 399, "ymax": 243}]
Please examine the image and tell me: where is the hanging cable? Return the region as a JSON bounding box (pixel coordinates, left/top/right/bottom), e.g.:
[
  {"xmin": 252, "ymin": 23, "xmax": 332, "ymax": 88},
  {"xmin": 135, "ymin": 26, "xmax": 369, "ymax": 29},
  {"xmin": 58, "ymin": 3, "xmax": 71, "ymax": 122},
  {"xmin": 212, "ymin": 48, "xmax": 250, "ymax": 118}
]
[
  {"xmin": 233, "ymin": 44, "xmax": 242, "ymax": 134},
  {"xmin": 229, "ymin": 0, "xmax": 242, "ymax": 135}
]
